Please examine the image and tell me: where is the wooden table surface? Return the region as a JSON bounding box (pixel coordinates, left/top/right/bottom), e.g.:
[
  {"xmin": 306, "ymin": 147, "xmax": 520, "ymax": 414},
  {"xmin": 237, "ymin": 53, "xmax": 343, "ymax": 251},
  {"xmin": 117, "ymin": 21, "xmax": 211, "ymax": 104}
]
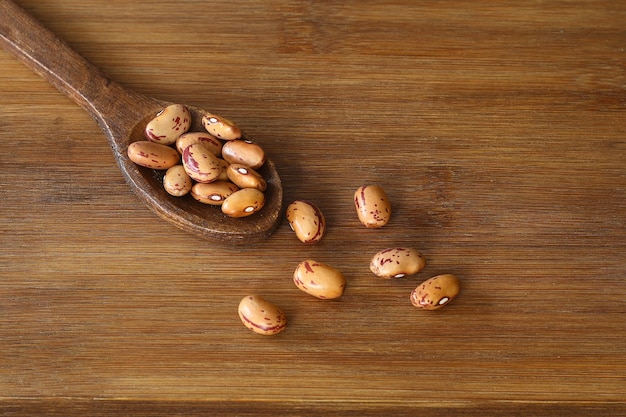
[{"xmin": 1, "ymin": 0, "xmax": 625, "ymax": 415}]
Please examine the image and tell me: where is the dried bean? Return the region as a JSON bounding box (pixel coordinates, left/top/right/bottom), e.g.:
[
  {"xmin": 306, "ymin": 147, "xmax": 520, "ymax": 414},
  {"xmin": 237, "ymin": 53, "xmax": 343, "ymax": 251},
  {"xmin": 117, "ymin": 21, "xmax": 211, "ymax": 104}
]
[
  {"xmin": 238, "ymin": 295, "xmax": 287, "ymax": 335},
  {"xmin": 191, "ymin": 181, "xmax": 239, "ymax": 205},
  {"xmin": 176, "ymin": 132, "xmax": 222, "ymax": 156},
  {"xmin": 285, "ymin": 200, "xmax": 326, "ymax": 244},
  {"xmin": 144, "ymin": 104, "xmax": 191, "ymax": 145},
  {"xmin": 127, "ymin": 141, "xmax": 180, "ymax": 170},
  {"xmin": 181, "ymin": 143, "xmax": 223, "ymax": 183},
  {"xmin": 226, "ymin": 164, "xmax": 267, "ymax": 191},
  {"xmin": 202, "ymin": 113, "xmax": 242, "ymax": 140},
  {"xmin": 222, "ymin": 139, "xmax": 265, "ymax": 169},
  {"xmin": 163, "ymin": 165, "xmax": 192, "ymax": 197},
  {"xmin": 370, "ymin": 247, "xmax": 426, "ymax": 279},
  {"xmin": 354, "ymin": 185, "xmax": 391, "ymax": 228},
  {"xmin": 221, "ymin": 188, "xmax": 265, "ymax": 218},
  {"xmin": 410, "ymin": 274, "xmax": 460, "ymax": 310},
  {"xmin": 293, "ymin": 260, "xmax": 346, "ymax": 299}
]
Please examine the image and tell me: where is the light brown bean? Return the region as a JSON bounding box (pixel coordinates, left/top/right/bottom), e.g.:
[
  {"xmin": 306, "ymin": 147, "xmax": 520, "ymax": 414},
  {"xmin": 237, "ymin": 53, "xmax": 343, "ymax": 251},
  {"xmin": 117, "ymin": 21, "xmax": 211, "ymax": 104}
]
[
  {"xmin": 181, "ymin": 143, "xmax": 223, "ymax": 183},
  {"xmin": 191, "ymin": 181, "xmax": 239, "ymax": 205},
  {"xmin": 226, "ymin": 164, "xmax": 267, "ymax": 191},
  {"xmin": 201, "ymin": 113, "xmax": 242, "ymax": 140},
  {"xmin": 221, "ymin": 139, "xmax": 265, "ymax": 169},
  {"xmin": 163, "ymin": 165, "xmax": 192, "ymax": 197},
  {"xmin": 285, "ymin": 200, "xmax": 326, "ymax": 244},
  {"xmin": 221, "ymin": 188, "xmax": 265, "ymax": 217},
  {"xmin": 370, "ymin": 247, "xmax": 426, "ymax": 279},
  {"xmin": 238, "ymin": 295, "xmax": 287, "ymax": 335},
  {"xmin": 293, "ymin": 260, "xmax": 346, "ymax": 300},
  {"xmin": 354, "ymin": 185, "xmax": 391, "ymax": 228},
  {"xmin": 176, "ymin": 132, "xmax": 223, "ymax": 156},
  {"xmin": 127, "ymin": 141, "xmax": 180, "ymax": 170},
  {"xmin": 144, "ymin": 104, "xmax": 191, "ymax": 145},
  {"xmin": 410, "ymin": 274, "xmax": 460, "ymax": 310}
]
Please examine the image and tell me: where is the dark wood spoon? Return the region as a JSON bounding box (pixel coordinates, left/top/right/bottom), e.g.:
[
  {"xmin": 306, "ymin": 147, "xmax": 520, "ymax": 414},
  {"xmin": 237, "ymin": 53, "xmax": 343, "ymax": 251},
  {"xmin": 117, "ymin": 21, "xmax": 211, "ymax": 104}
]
[{"xmin": 0, "ymin": 0, "xmax": 283, "ymax": 244}]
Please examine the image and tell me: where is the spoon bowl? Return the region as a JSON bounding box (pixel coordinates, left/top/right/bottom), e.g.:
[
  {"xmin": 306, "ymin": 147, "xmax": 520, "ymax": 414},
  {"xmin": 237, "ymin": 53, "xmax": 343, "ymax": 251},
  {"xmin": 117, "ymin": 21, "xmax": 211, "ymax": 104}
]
[
  {"xmin": 0, "ymin": 0, "xmax": 283, "ymax": 244},
  {"xmin": 123, "ymin": 105, "xmax": 283, "ymax": 243}
]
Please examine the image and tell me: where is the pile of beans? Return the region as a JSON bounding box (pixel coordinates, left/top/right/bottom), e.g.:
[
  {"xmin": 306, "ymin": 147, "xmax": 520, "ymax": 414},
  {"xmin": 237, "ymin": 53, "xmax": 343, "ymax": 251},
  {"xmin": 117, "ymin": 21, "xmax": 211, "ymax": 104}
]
[
  {"xmin": 127, "ymin": 104, "xmax": 267, "ymax": 218},
  {"xmin": 239, "ymin": 184, "xmax": 461, "ymax": 335}
]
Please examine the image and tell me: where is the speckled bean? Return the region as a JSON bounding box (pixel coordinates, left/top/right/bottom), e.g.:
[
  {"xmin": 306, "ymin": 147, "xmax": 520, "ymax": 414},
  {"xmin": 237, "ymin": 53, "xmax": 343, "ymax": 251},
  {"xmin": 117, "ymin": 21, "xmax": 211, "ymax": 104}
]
[
  {"xmin": 221, "ymin": 188, "xmax": 265, "ymax": 218},
  {"xmin": 285, "ymin": 200, "xmax": 326, "ymax": 244},
  {"xmin": 163, "ymin": 165, "xmax": 192, "ymax": 197},
  {"xmin": 127, "ymin": 141, "xmax": 180, "ymax": 170},
  {"xmin": 226, "ymin": 164, "xmax": 267, "ymax": 191},
  {"xmin": 370, "ymin": 247, "xmax": 426, "ymax": 279},
  {"xmin": 181, "ymin": 143, "xmax": 223, "ymax": 183},
  {"xmin": 191, "ymin": 181, "xmax": 239, "ymax": 205},
  {"xmin": 144, "ymin": 104, "xmax": 191, "ymax": 145},
  {"xmin": 221, "ymin": 139, "xmax": 266, "ymax": 169},
  {"xmin": 293, "ymin": 260, "xmax": 346, "ymax": 300},
  {"xmin": 202, "ymin": 113, "xmax": 242, "ymax": 140},
  {"xmin": 238, "ymin": 295, "xmax": 287, "ymax": 335},
  {"xmin": 410, "ymin": 274, "xmax": 460, "ymax": 310},
  {"xmin": 176, "ymin": 132, "xmax": 223, "ymax": 156},
  {"xmin": 354, "ymin": 185, "xmax": 391, "ymax": 228}
]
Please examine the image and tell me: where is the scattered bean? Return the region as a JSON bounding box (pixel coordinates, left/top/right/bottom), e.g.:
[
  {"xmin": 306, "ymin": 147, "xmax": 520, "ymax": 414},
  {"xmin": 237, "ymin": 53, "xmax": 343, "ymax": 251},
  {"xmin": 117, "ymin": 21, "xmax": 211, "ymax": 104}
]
[
  {"xmin": 222, "ymin": 188, "xmax": 265, "ymax": 218},
  {"xmin": 227, "ymin": 164, "xmax": 267, "ymax": 191},
  {"xmin": 191, "ymin": 181, "xmax": 239, "ymax": 205},
  {"xmin": 135, "ymin": 105, "xmax": 464, "ymax": 328},
  {"xmin": 127, "ymin": 141, "xmax": 180, "ymax": 170},
  {"xmin": 354, "ymin": 185, "xmax": 391, "ymax": 228},
  {"xmin": 221, "ymin": 139, "xmax": 266, "ymax": 169},
  {"xmin": 163, "ymin": 165, "xmax": 192, "ymax": 197},
  {"xmin": 293, "ymin": 259, "xmax": 346, "ymax": 299},
  {"xmin": 144, "ymin": 104, "xmax": 191, "ymax": 145},
  {"xmin": 202, "ymin": 113, "xmax": 242, "ymax": 140},
  {"xmin": 410, "ymin": 274, "xmax": 460, "ymax": 310},
  {"xmin": 370, "ymin": 247, "xmax": 426, "ymax": 279},
  {"xmin": 238, "ymin": 295, "xmax": 287, "ymax": 335},
  {"xmin": 181, "ymin": 143, "xmax": 223, "ymax": 183},
  {"xmin": 285, "ymin": 200, "xmax": 326, "ymax": 244}
]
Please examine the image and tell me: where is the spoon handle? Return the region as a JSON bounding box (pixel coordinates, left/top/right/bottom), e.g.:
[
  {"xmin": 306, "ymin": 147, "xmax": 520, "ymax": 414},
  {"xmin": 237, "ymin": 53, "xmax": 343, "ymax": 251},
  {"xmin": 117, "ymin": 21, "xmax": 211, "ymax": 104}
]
[{"xmin": 0, "ymin": 0, "xmax": 157, "ymax": 143}]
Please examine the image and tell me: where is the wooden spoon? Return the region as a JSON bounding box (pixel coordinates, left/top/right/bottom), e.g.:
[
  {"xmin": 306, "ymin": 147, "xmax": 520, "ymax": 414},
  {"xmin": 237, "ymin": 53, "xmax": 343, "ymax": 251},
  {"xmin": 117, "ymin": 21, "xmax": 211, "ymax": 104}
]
[{"xmin": 0, "ymin": 0, "xmax": 283, "ymax": 244}]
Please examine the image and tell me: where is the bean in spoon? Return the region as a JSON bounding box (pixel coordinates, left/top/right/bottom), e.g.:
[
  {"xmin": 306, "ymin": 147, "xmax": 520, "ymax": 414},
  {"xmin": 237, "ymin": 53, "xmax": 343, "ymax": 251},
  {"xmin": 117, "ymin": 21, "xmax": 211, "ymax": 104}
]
[{"xmin": 0, "ymin": 0, "xmax": 283, "ymax": 244}]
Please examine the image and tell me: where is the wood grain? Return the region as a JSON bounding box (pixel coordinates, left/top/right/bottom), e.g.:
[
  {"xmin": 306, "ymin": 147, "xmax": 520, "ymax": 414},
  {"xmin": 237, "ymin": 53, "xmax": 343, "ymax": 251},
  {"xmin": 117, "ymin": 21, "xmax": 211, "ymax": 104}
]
[{"xmin": 1, "ymin": 0, "xmax": 625, "ymax": 415}]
